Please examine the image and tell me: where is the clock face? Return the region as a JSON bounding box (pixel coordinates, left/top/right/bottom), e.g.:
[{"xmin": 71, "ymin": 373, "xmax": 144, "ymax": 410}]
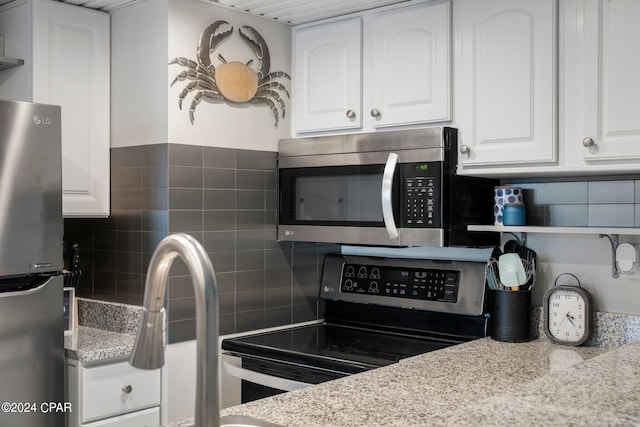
[{"xmin": 547, "ymin": 289, "xmax": 588, "ymax": 343}]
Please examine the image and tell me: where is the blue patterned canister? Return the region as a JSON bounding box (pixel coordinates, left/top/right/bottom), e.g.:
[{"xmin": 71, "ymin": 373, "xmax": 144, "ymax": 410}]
[{"xmin": 494, "ymin": 186, "xmax": 523, "ymax": 225}]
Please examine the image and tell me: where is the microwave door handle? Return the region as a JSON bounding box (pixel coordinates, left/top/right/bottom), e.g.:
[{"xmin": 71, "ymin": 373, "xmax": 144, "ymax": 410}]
[{"xmin": 381, "ymin": 153, "xmax": 399, "ymax": 239}]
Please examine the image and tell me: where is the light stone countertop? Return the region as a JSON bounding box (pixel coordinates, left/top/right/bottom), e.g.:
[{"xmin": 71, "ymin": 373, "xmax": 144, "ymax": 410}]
[
  {"xmin": 169, "ymin": 337, "xmax": 640, "ymax": 427},
  {"xmin": 64, "ymin": 298, "xmax": 142, "ymax": 362},
  {"xmin": 64, "ymin": 326, "xmax": 136, "ymax": 362}
]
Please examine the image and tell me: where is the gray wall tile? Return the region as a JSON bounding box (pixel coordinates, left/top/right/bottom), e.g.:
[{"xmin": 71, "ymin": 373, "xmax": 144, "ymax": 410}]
[
  {"xmin": 204, "ymin": 189, "xmax": 235, "ymax": 210},
  {"xmin": 112, "ymin": 145, "xmax": 142, "ymax": 168},
  {"xmin": 236, "ymin": 290, "xmax": 264, "ymax": 312},
  {"xmin": 142, "ymin": 166, "xmax": 168, "ymax": 188},
  {"xmin": 112, "ymin": 167, "xmax": 142, "ymax": 189},
  {"xmin": 168, "ymin": 318, "xmax": 196, "ymax": 342},
  {"xmin": 265, "ymin": 307, "xmax": 291, "ymax": 328},
  {"xmin": 204, "ymin": 168, "xmax": 235, "ymax": 189},
  {"xmin": 204, "ymin": 146, "xmax": 235, "ymax": 169},
  {"xmin": 204, "ymin": 211, "xmax": 235, "ymax": 231},
  {"xmin": 588, "ymin": 204, "xmax": 635, "ymax": 227},
  {"xmin": 169, "ymin": 189, "xmax": 203, "ymax": 210},
  {"xmin": 168, "ymin": 297, "xmax": 196, "ymax": 322},
  {"xmin": 142, "ymin": 144, "xmax": 168, "ymax": 166},
  {"xmin": 67, "ymin": 144, "xmax": 327, "ymax": 343},
  {"xmin": 168, "ymin": 210, "xmax": 203, "ymax": 232},
  {"xmin": 235, "ymin": 310, "xmax": 264, "ymax": 332},
  {"xmin": 589, "ymin": 180, "xmax": 635, "ymax": 204},
  {"xmin": 236, "ymin": 190, "xmax": 265, "ymax": 210},
  {"xmin": 117, "ymin": 231, "xmax": 142, "ymax": 252},
  {"xmin": 237, "ymin": 170, "xmax": 268, "ymax": 190},
  {"xmin": 545, "ymin": 182, "xmax": 588, "ymax": 205},
  {"xmin": 237, "ymin": 149, "xmax": 276, "ymax": 170},
  {"xmin": 169, "ymin": 166, "xmax": 203, "ymax": 188},
  {"xmin": 169, "ymin": 144, "xmax": 203, "ymax": 167},
  {"xmin": 236, "ymin": 270, "xmax": 265, "ymax": 292},
  {"xmin": 204, "ymin": 231, "xmax": 236, "ymax": 253},
  {"xmin": 547, "ymin": 205, "xmax": 588, "ymax": 227}
]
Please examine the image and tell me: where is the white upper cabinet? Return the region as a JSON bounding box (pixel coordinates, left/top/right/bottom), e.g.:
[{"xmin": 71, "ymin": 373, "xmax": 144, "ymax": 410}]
[
  {"xmin": 293, "ymin": 18, "xmax": 362, "ymax": 133},
  {"xmin": 366, "ymin": 2, "xmax": 451, "ymax": 129},
  {"xmin": 293, "ymin": 1, "xmax": 451, "ymax": 135},
  {"xmin": 34, "ymin": 1, "xmax": 110, "ymax": 217},
  {"xmin": 0, "ymin": 0, "xmax": 110, "ymax": 217},
  {"xmin": 572, "ymin": 0, "xmax": 640, "ymax": 163},
  {"xmin": 455, "ymin": 0, "xmax": 557, "ymax": 168}
]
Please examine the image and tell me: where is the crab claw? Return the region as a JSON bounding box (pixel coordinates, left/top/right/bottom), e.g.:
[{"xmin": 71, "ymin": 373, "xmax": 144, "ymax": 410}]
[
  {"xmin": 239, "ymin": 25, "xmax": 271, "ymax": 81},
  {"xmin": 198, "ymin": 20, "xmax": 233, "ymax": 73}
]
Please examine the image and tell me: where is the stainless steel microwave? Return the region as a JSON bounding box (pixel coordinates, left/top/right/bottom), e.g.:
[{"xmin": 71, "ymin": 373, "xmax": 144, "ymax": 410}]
[{"xmin": 277, "ymin": 127, "xmax": 498, "ymax": 247}]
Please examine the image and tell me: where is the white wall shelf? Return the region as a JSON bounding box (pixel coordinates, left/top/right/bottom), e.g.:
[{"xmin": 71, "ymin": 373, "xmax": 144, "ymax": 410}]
[
  {"xmin": 468, "ymin": 225, "xmax": 640, "ymax": 236},
  {"xmin": 0, "ymin": 56, "xmax": 24, "ymax": 71},
  {"xmin": 468, "ymin": 225, "xmax": 640, "ymax": 279}
]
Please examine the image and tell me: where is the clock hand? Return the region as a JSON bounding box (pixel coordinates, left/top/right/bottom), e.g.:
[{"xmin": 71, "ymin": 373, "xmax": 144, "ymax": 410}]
[
  {"xmin": 557, "ymin": 314, "xmax": 567, "ymax": 328},
  {"xmin": 566, "ymin": 313, "xmax": 576, "ymax": 327}
]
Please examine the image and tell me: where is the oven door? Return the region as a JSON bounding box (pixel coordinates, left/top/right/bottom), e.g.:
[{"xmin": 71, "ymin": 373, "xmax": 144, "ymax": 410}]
[
  {"xmin": 222, "ymin": 353, "xmax": 349, "ymax": 403},
  {"xmin": 278, "ymin": 154, "xmax": 444, "ymax": 246}
]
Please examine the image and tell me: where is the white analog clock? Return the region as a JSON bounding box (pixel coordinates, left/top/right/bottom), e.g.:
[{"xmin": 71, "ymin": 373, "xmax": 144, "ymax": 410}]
[{"xmin": 543, "ymin": 274, "xmax": 593, "ymax": 346}]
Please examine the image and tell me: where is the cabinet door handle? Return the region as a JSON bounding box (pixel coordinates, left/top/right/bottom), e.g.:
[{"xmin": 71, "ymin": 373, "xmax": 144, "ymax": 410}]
[
  {"xmin": 582, "ymin": 137, "xmax": 595, "ymax": 148},
  {"xmin": 122, "ymin": 385, "xmax": 133, "ymax": 394},
  {"xmin": 370, "ymin": 108, "xmax": 381, "ymax": 118},
  {"xmin": 346, "ymin": 109, "xmax": 356, "ymax": 119},
  {"xmin": 459, "ymin": 145, "xmax": 471, "ymax": 155}
]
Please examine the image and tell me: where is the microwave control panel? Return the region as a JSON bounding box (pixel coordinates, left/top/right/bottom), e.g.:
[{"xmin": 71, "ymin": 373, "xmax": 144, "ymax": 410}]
[
  {"xmin": 401, "ymin": 162, "xmax": 441, "ymax": 228},
  {"xmin": 339, "ymin": 263, "xmax": 459, "ymax": 303}
]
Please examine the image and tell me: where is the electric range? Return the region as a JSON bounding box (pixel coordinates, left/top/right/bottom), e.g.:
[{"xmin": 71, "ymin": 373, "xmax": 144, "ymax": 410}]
[{"xmin": 221, "ymin": 253, "xmax": 489, "ymax": 403}]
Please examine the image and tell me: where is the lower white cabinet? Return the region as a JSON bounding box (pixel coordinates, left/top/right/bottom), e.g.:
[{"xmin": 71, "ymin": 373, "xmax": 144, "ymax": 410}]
[
  {"xmin": 83, "ymin": 407, "xmax": 159, "ymax": 427},
  {"xmin": 67, "ymin": 359, "xmax": 161, "ymax": 427}
]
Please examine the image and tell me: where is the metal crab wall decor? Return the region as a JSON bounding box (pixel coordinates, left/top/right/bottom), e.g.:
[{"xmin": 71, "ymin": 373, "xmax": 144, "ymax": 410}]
[{"xmin": 169, "ymin": 20, "xmax": 290, "ymax": 127}]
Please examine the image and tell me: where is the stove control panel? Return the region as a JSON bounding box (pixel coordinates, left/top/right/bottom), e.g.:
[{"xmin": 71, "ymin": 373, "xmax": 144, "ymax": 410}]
[{"xmin": 340, "ymin": 263, "xmax": 459, "ymax": 303}]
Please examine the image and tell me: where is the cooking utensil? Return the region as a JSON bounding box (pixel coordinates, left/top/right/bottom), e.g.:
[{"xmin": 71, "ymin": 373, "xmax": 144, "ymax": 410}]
[
  {"xmin": 503, "ymin": 239, "xmax": 519, "ymax": 254},
  {"xmin": 485, "ymin": 262, "xmax": 498, "ymax": 290},
  {"xmin": 499, "ymin": 253, "xmax": 527, "ymax": 289}
]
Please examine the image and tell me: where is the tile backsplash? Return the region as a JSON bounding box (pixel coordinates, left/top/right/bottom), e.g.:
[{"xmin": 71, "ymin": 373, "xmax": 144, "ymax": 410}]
[
  {"xmin": 64, "ymin": 144, "xmax": 338, "ymax": 344},
  {"xmin": 507, "ymin": 178, "xmax": 640, "ymax": 227}
]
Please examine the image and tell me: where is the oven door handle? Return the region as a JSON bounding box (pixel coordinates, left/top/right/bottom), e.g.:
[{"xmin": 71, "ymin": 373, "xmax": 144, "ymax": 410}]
[
  {"xmin": 381, "ymin": 152, "xmax": 399, "ymax": 239},
  {"xmin": 223, "ymin": 360, "xmax": 313, "ymax": 392}
]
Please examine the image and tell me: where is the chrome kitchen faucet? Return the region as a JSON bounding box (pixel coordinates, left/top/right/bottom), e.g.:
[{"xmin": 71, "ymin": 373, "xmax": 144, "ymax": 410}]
[{"xmin": 129, "ymin": 233, "xmax": 220, "ymax": 427}]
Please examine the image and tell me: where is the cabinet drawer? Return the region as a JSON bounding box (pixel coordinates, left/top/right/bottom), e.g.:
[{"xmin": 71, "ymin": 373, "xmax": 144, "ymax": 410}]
[
  {"xmin": 82, "ymin": 407, "xmax": 159, "ymax": 427},
  {"xmin": 81, "ymin": 361, "xmax": 160, "ymax": 423}
]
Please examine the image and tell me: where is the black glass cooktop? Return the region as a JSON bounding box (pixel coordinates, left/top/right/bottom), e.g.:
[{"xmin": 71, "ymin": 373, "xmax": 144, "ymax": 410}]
[{"xmin": 222, "ymin": 322, "xmax": 458, "ymax": 375}]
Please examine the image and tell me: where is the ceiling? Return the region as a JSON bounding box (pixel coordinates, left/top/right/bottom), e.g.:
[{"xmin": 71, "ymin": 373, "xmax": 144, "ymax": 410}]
[
  {"xmin": 206, "ymin": 0, "xmax": 411, "ymax": 25},
  {"xmin": 37, "ymin": 0, "xmax": 410, "ymax": 25}
]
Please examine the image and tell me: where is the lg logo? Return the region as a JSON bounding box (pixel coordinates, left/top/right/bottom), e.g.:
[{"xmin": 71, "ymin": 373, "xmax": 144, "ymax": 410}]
[{"xmin": 33, "ymin": 115, "xmax": 52, "ymax": 125}]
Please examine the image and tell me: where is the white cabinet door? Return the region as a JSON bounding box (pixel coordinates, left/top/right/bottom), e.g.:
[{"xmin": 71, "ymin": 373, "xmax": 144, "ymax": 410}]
[
  {"xmin": 580, "ymin": 0, "xmax": 640, "ymax": 162},
  {"xmin": 293, "ymin": 18, "xmax": 362, "ymax": 133},
  {"xmin": 33, "ymin": 0, "xmax": 110, "ymax": 217},
  {"xmin": 366, "ymin": 1, "xmax": 451, "ymax": 128},
  {"xmin": 82, "ymin": 407, "xmax": 159, "ymax": 427},
  {"xmin": 456, "ymin": 0, "xmax": 557, "ymax": 167}
]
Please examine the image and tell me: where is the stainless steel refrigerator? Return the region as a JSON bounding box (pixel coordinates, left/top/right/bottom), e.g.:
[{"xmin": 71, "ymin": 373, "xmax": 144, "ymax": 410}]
[{"xmin": 0, "ymin": 99, "xmax": 64, "ymax": 427}]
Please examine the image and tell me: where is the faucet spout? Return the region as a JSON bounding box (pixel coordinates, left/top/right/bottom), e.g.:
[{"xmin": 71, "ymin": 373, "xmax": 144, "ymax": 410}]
[{"xmin": 129, "ymin": 233, "xmax": 219, "ymax": 427}]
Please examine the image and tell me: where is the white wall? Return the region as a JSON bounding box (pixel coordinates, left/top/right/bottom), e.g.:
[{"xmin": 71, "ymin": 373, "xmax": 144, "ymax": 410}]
[
  {"xmin": 111, "ymin": 0, "xmax": 169, "ymax": 147},
  {"xmin": 524, "ymin": 233, "xmax": 640, "ymax": 315},
  {"xmin": 167, "ymin": 0, "xmax": 292, "ymax": 151},
  {"xmin": 166, "ymin": 340, "xmax": 197, "ymax": 423}
]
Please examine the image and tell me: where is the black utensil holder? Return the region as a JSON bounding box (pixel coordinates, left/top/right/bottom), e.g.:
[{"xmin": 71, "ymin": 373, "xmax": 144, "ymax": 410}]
[{"xmin": 489, "ymin": 289, "xmax": 532, "ymax": 342}]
